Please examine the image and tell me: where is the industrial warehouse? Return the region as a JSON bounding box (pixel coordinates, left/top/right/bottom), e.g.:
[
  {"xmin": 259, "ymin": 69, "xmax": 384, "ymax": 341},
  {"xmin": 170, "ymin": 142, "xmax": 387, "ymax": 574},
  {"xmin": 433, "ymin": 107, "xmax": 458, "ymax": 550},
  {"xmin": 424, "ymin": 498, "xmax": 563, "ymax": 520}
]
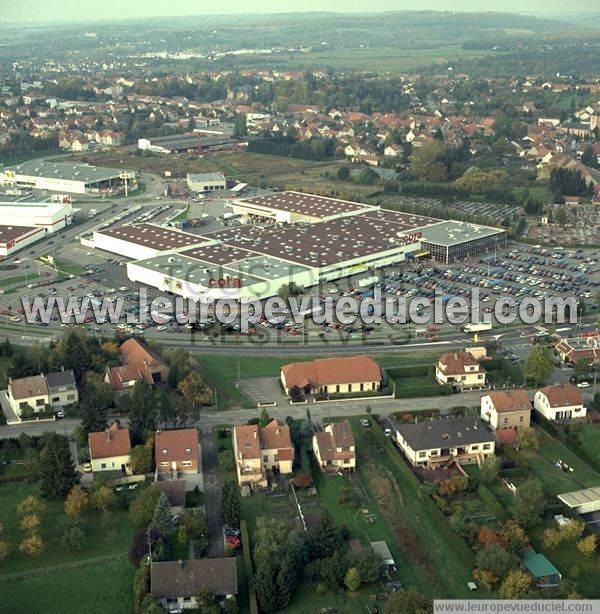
[
  {"xmin": 87, "ymin": 191, "xmax": 506, "ymax": 302},
  {"xmin": 0, "ymin": 200, "xmax": 73, "ymax": 257},
  {"xmin": 0, "ymin": 161, "xmax": 137, "ymax": 195}
]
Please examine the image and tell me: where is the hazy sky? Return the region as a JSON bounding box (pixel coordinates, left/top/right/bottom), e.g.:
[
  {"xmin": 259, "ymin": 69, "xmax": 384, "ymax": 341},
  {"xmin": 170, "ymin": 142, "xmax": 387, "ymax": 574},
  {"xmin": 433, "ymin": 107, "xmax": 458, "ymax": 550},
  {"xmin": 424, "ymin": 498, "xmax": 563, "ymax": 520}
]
[{"xmin": 5, "ymin": 0, "xmax": 597, "ymax": 25}]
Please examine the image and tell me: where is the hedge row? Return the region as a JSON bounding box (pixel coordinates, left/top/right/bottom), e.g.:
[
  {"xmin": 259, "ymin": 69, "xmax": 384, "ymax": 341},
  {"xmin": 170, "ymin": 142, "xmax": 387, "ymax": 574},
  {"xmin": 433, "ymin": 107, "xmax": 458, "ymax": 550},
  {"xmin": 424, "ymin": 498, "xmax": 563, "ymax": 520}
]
[
  {"xmin": 240, "ymin": 520, "xmax": 259, "ymax": 614},
  {"xmin": 394, "ymin": 383, "xmax": 453, "ymax": 398},
  {"xmin": 385, "ymin": 364, "xmax": 432, "ymax": 379}
]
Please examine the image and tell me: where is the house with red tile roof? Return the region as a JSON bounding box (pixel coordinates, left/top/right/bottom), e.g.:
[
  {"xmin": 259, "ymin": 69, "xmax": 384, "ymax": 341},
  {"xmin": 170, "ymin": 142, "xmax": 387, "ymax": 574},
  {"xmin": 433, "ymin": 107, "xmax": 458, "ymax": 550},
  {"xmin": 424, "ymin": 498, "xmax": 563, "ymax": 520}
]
[
  {"xmin": 480, "ymin": 389, "xmax": 531, "ymax": 430},
  {"xmin": 313, "ymin": 421, "xmax": 356, "ymax": 473},
  {"xmin": 280, "ymin": 355, "xmax": 381, "ymax": 397},
  {"xmin": 435, "ymin": 351, "xmax": 486, "ymax": 389},
  {"xmin": 105, "ymin": 338, "xmax": 169, "ymax": 399},
  {"xmin": 155, "ymin": 428, "xmax": 200, "ymax": 475},
  {"xmin": 232, "ymin": 419, "xmax": 294, "ymax": 487},
  {"xmin": 534, "ymin": 384, "xmax": 585, "ymax": 422},
  {"xmin": 88, "ymin": 422, "xmax": 131, "ymax": 473}
]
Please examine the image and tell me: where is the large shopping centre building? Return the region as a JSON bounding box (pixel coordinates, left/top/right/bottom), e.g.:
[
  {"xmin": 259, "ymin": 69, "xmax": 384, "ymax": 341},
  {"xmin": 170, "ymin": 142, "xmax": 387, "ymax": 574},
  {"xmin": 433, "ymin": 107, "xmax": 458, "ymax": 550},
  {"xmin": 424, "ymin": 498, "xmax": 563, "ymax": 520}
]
[{"xmin": 89, "ymin": 191, "xmax": 507, "ymax": 302}]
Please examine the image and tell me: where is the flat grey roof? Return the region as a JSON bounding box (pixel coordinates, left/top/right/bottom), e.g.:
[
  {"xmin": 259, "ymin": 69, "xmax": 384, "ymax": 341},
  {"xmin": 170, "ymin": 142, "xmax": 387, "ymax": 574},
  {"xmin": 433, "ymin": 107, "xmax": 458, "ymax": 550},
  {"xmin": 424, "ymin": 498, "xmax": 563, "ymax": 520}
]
[
  {"xmin": 420, "ymin": 220, "xmax": 506, "ymax": 247},
  {"xmin": 187, "ymin": 173, "xmax": 225, "ymax": 183},
  {"xmin": 131, "ymin": 253, "xmax": 265, "ymax": 287},
  {"xmin": 558, "ymin": 487, "xmax": 600, "ymax": 508},
  {"xmin": 8, "ymin": 161, "xmax": 135, "ymax": 184},
  {"xmin": 233, "ymin": 190, "xmax": 375, "ymax": 219},
  {"xmin": 97, "ymin": 223, "xmax": 206, "ymax": 251}
]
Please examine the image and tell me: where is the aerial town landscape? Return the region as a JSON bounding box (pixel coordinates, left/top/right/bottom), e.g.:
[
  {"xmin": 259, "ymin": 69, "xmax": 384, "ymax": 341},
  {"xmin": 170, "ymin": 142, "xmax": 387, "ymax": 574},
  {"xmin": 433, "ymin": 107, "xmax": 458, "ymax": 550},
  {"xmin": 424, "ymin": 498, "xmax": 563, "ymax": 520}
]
[{"xmin": 1, "ymin": 2, "xmax": 600, "ymax": 613}]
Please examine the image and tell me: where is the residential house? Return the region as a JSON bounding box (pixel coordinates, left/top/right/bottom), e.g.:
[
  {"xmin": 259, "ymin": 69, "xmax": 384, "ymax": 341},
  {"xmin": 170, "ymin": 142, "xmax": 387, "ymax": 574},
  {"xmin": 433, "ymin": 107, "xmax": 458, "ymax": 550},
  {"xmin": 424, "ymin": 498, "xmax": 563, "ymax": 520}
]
[
  {"xmin": 151, "ymin": 558, "xmax": 237, "ymax": 612},
  {"xmin": 233, "ymin": 419, "xmax": 294, "ymax": 487},
  {"xmin": 480, "ymin": 389, "xmax": 531, "ymax": 430},
  {"xmin": 155, "ymin": 428, "xmax": 200, "ymax": 475},
  {"xmin": 105, "ymin": 338, "xmax": 169, "ymax": 398},
  {"xmin": 45, "ymin": 370, "xmax": 78, "ymax": 408},
  {"xmin": 7, "ymin": 369, "xmax": 78, "ymax": 418},
  {"xmin": 435, "ymin": 351, "xmax": 486, "ymax": 389},
  {"xmin": 384, "ymin": 143, "xmax": 403, "ymax": 157},
  {"xmin": 554, "ymin": 337, "xmax": 599, "ymax": 365},
  {"xmin": 395, "ymin": 416, "xmax": 496, "ymax": 468},
  {"xmin": 88, "ymin": 422, "xmax": 132, "ymax": 473},
  {"xmin": 533, "ymin": 384, "xmax": 585, "ymax": 422},
  {"xmin": 312, "ymin": 421, "xmax": 356, "ymax": 473},
  {"xmin": 280, "ymin": 355, "xmax": 381, "ymax": 397}
]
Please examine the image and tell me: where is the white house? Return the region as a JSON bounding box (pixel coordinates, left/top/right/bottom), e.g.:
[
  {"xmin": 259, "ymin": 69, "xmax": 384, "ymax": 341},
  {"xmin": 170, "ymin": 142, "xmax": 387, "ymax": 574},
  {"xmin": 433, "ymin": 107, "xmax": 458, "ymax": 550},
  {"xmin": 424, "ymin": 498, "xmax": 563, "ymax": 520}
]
[{"xmin": 533, "ymin": 383, "xmax": 585, "ymax": 422}]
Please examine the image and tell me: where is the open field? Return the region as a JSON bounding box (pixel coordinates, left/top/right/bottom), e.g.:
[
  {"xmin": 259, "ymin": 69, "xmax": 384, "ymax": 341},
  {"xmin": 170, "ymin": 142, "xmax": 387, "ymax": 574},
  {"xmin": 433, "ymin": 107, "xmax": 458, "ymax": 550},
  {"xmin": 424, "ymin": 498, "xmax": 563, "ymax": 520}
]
[
  {"xmin": 0, "ymin": 555, "xmax": 134, "ymax": 614},
  {"xmin": 275, "ymin": 45, "xmax": 500, "ymax": 72},
  {"xmin": 0, "ymin": 481, "xmax": 135, "ymax": 575},
  {"xmin": 574, "ymin": 423, "xmax": 600, "ymax": 462},
  {"xmin": 0, "ymin": 556, "xmax": 134, "ymax": 614}
]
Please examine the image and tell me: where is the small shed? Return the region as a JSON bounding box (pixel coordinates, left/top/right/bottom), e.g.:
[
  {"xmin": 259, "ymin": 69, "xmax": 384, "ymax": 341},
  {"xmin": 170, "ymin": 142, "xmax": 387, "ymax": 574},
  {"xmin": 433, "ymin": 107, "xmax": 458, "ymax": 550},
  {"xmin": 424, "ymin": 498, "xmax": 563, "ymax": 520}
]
[
  {"xmin": 370, "ymin": 541, "xmax": 395, "ymax": 569},
  {"xmin": 558, "ymin": 486, "xmax": 600, "ymax": 514},
  {"xmin": 522, "ymin": 552, "xmax": 561, "ymax": 588}
]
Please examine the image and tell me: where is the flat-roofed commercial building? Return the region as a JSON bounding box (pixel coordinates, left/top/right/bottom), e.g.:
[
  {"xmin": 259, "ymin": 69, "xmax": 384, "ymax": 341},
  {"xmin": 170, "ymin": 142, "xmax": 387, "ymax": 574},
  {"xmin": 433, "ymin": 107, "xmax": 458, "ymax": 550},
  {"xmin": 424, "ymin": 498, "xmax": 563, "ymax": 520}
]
[
  {"xmin": 186, "ymin": 172, "xmax": 226, "ymax": 192},
  {"xmin": 92, "ymin": 223, "xmax": 210, "ymax": 260},
  {"xmin": 0, "ymin": 161, "xmax": 136, "ymax": 195},
  {"xmin": 420, "ymin": 220, "xmax": 507, "ymax": 263},
  {"xmin": 0, "ymin": 225, "xmax": 46, "ymax": 257}
]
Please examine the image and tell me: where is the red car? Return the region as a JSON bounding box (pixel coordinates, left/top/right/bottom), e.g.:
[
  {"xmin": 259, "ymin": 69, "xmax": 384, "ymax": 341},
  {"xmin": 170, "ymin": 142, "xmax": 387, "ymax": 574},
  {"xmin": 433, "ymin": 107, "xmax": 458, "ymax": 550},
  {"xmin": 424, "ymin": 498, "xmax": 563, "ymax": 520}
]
[{"xmin": 226, "ymin": 535, "xmax": 241, "ymax": 550}]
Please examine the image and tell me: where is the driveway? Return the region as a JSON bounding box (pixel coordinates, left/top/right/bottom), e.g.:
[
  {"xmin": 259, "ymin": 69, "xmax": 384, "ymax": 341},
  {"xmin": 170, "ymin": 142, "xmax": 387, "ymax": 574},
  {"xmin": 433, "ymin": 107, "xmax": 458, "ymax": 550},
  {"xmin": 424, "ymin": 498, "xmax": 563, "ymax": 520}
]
[
  {"xmin": 0, "ymin": 390, "xmax": 20, "ymax": 425},
  {"xmin": 200, "ymin": 429, "xmax": 224, "ymax": 556}
]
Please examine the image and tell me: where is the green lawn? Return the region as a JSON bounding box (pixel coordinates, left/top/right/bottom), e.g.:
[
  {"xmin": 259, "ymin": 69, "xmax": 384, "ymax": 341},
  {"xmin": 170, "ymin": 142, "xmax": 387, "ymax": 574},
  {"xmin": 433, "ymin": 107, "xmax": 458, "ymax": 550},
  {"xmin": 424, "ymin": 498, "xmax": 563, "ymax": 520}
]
[
  {"xmin": 0, "ymin": 481, "xmax": 135, "ymax": 575},
  {"xmin": 0, "ymin": 274, "xmax": 38, "ymax": 289},
  {"xmin": 521, "ymin": 429, "xmax": 600, "ymax": 496},
  {"xmin": 0, "ymin": 556, "xmax": 134, "ymax": 614},
  {"xmin": 575, "ymin": 424, "xmax": 600, "ymax": 463}
]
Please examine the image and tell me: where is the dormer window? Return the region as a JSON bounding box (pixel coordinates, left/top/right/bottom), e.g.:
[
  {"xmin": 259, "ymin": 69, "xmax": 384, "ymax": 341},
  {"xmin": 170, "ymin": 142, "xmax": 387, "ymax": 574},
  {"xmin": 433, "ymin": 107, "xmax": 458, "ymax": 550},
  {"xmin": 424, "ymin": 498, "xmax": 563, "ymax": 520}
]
[{"xmin": 162, "ymin": 449, "xmax": 167, "ymax": 455}]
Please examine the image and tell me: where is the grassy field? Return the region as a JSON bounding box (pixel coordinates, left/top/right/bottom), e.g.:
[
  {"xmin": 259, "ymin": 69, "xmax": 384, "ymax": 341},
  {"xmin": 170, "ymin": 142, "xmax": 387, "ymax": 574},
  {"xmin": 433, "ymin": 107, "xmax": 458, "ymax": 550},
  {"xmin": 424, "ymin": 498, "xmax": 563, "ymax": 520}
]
[
  {"xmin": 574, "ymin": 423, "xmax": 600, "ymax": 462},
  {"xmin": 0, "ymin": 481, "xmax": 135, "ymax": 575},
  {"xmin": 0, "ymin": 274, "xmax": 39, "ymax": 289},
  {"xmin": 276, "ymin": 45, "xmax": 499, "ymax": 72},
  {"xmin": 0, "ymin": 556, "xmax": 134, "ymax": 614}
]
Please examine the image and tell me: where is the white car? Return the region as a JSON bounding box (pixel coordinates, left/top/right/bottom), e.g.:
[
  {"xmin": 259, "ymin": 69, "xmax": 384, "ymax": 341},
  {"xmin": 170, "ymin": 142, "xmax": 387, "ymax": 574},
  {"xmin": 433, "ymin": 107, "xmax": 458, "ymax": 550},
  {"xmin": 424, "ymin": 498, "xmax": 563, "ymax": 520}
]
[
  {"xmin": 576, "ymin": 382, "xmax": 591, "ymax": 388},
  {"xmin": 9, "ymin": 316, "xmax": 20, "ymax": 322}
]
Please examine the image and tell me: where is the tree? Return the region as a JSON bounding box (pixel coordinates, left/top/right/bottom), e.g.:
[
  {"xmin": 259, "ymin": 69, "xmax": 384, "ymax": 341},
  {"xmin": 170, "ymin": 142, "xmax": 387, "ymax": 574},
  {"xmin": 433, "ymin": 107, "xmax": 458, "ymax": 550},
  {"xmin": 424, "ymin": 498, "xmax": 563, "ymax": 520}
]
[
  {"xmin": 60, "ymin": 516, "xmax": 85, "ymax": 550},
  {"xmin": 475, "ymin": 544, "xmax": 518, "ymax": 585},
  {"xmin": 19, "ymin": 534, "xmax": 44, "ymax": 556},
  {"xmin": 38, "ymin": 432, "xmax": 78, "ymax": 499},
  {"xmin": 517, "ymin": 426, "xmax": 539, "ymax": 451},
  {"xmin": 410, "ymin": 141, "xmax": 447, "ymax": 182},
  {"xmin": 336, "ymin": 165, "xmax": 350, "ymax": 181},
  {"xmin": 560, "ymin": 519, "xmax": 585, "ymax": 542},
  {"xmin": 218, "ymin": 450, "xmax": 235, "ymax": 472},
  {"xmin": 150, "ymin": 492, "xmax": 173, "ymax": 536},
  {"xmin": 354, "ymin": 547, "xmax": 382, "ymax": 584},
  {"xmin": 133, "ymin": 564, "xmax": 151, "ymax": 614},
  {"xmin": 129, "ymin": 443, "xmax": 153, "ymax": 475},
  {"xmin": 178, "ymin": 371, "xmax": 213, "ymax": 415},
  {"xmin": 345, "ymin": 566, "xmax": 361, "ymax": 592},
  {"xmin": 232, "ymin": 114, "xmax": 247, "ymax": 137},
  {"xmin": 90, "ymin": 484, "xmax": 115, "ymax": 513},
  {"xmin": 543, "ymin": 527, "xmax": 562, "ymax": 549},
  {"xmin": 480, "ymin": 456, "xmax": 501, "ymax": 484},
  {"xmin": 574, "ymin": 357, "xmax": 590, "ymax": 380},
  {"xmin": 16, "ymin": 495, "xmax": 45, "ymax": 517},
  {"xmin": 353, "ymin": 166, "xmax": 379, "ymax": 185},
  {"xmin": 275, "ymin": 566, "xmax": 293, "ymax": 610},
  {"xmin": 140, "ymin": 595, "xmax": 165, "ymax": 614},
  {"xmin": 383, "ymin": 589, "xmax": 432, "ymax": 614},
  {"xmin": 514, "ymin": 479, "xmax": 546, "ymax": 527},
  {"xmin": 498, "ymin": 521, "xmax": 529, "ymax": 556},
  {"xmin": 258, "ymin": 408, "xmax": 271, "ymax": 428},
  {"xmin": 166, "ymin": 349, "xmax": 192, "ymax": 389},
  {"xmin": 523, "ymin": 345, "xmax": 555, "ymax": 386},
  {"xmin": 130, "ymin": 527, "xmax": 164, "ymax": 566},
  {"xmin": 309, "ymin": 509, "xmax": 342, "ymax": 559},
  {"xmin": 577, "ymin": 534, "xmax": 597, "ymax": 556},
  {"xmin": 130, "ymin": 486, "xmax": 162, "ymax": 529},
  {"xmin": 220, "ymin": 480, "xmax": 240, "ymax": 528},
  {"xmin": 0, "ymin": 541, "xmax": 9, "ymax": 562},
  {"xmin": 498, "ymin": 569, "xmax": 532, "ymax": 599},
  {"xmin": 122, "ymin": 380, "xmax": 157, "ymax": 445},
  {"xmin": 254, "ymin": 562, "xmax": 278, "ymax": 613},
  {"xmin": 79, "ymin": 374, "xmax": 111, "ymax": 438},
  {"xmin": 65, "ymin": 485, "xmax": 88, "ymax": 520},
  {"xmin": 19, "ymin": 514, "xmax": 40, "ymax": 534},
  {"xmin": 179, "ymin": 508, "xmax": 207, "ymax": 540}
]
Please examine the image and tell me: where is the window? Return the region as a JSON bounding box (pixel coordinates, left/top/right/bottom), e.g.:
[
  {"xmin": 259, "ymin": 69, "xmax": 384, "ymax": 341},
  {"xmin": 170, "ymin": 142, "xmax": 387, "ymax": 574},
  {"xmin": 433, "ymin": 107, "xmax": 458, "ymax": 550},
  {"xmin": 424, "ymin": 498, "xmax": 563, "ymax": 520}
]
[
  {"xmin": 182, "ymin": 460, "xmax": 192, "ymax": 467},
  {"xmin": 360, "ymin": 383, "xmax": 364, "ymax": 391},
  {"xmin": 418, "ymin": 451, "xmax": 426, "ymax": 458},
  {"xmin": 162, "ymin": 449, "xmax": 167, "ymax": 455},
  {"xmin": 343, "ymin": 458, "xmax": 350, "ymax": 464},
  {"xmin": 36, "ymin": 398, "xmax": 45, "ymax": 406},
  {"xmin": 472, "ymin": 445, "xmax": 479, "ymax": 451},
  {"xmin": 263, "ymin": 455, "xmax": 268, "ymax": 462},
  {"xmin": 160, "ymin": 461, "xmax": 169, "ymax": 467},
  {"xmin": 503, "ymin": 418, "xmax": 508, "ymax": 424},
  {"xmin": 67, "ymin": 394, "xmax": 75, "ymax": 400},
  {"xmin": 483, "ymin": 444, "xmax": 490, "ymax": 450},
  {"xmin": 185, "ymin": 448, "xmax": 191, "ymax": 454},
  {"xmin": 336, "ymin": 385, "xmax": 340, "ymax": 393},
  {"xmin": 274, "ymin": 455, "xmax": 279, "ymax": 462},
  {"xmin": 52, "ymin": 396, "xmax": 59, "ymax": 403},
  {"xmin": 101, "ymin": 463, "xmax": 106, "ymax": 469}
]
